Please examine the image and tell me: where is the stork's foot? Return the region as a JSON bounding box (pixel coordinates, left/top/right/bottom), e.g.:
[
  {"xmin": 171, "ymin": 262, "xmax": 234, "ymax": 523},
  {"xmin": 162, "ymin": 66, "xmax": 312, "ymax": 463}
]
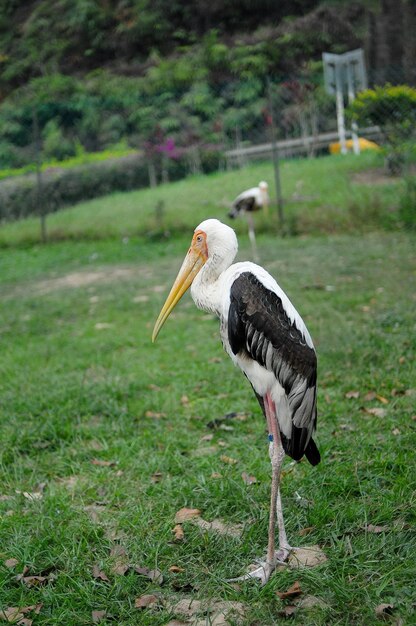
[
  {"xmin": 227, "ymin": 548, "xmax": 291, "ymax": 586},
  {"xmin": 275, "ymin": 544, "xmax": 291, "ymax": 563}
]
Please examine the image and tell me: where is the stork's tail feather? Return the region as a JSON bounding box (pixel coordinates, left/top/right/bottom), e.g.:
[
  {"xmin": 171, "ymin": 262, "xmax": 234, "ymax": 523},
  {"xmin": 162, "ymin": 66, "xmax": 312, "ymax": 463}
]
[{"xmin": 304, "ymin": 438, "xmax": 320, "ymax": 466}]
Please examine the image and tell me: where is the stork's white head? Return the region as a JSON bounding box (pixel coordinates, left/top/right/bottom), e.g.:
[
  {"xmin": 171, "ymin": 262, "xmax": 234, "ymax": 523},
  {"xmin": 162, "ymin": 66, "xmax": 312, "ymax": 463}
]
[
  {"xmin": 152, "ymin": 219, "xmax": 238, "ymax": 342},
  {"xmin": 258, "ymin": 181, "xmax": 269, "ymax": 212},
  {"xmin": 195, "ymin": 218, "xmax": 238, "ymax": 264}
]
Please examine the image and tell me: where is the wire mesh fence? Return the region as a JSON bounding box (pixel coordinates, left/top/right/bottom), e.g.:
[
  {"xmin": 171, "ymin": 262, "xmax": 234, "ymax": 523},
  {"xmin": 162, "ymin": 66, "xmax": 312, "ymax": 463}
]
[{"xmin": 0, "ymin": 64, "xmax": 415, "ymax": 232}]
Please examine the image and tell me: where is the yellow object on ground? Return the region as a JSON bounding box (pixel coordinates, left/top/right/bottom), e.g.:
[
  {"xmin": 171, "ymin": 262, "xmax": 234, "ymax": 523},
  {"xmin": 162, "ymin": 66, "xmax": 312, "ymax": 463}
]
[{"xmin": 329, "ymin": 138, "xmax": 380, "ymax": 154}]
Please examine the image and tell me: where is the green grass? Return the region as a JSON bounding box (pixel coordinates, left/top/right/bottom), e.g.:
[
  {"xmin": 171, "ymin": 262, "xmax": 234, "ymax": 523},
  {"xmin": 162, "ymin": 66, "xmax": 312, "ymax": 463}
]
[
  {"xmin": 0, "ymin": 156, "xmax": 415, "ymax": 625},
  {"xmin": 0, "ymin": 151, "xmax": 404, "ymax": 247}
]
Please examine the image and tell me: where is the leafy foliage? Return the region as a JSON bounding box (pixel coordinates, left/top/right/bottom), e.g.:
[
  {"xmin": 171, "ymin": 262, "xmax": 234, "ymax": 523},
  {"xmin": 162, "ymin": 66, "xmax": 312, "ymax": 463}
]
[
  {"xmin": 0, "ymin": 1, "xmax": 367, "ymax": 171},
  {"xmin": 348, "ymin": 84, "xmax": 416, "ymax": 173}
]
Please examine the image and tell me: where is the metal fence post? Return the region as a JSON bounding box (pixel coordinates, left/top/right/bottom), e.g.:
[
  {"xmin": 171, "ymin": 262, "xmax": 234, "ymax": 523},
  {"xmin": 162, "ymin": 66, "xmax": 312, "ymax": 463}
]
[
  {"xmin": 267, "ymin": 79, "xmax": 284, "ymax": 232},
  {"xmin": 32, "ymin": 105, "xmax": 47, "ymax": 243}
]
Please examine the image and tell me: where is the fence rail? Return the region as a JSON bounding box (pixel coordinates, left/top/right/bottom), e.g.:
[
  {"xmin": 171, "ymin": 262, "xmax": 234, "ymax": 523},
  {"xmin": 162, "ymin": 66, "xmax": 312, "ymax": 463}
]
[{"xmin": 225, "ymin": 126, "xmax": 382, "ymax": 167}]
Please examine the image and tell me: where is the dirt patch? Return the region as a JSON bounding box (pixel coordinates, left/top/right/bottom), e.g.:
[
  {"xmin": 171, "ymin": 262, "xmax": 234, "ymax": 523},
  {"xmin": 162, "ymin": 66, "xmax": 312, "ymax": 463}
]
[
  {"xmin": 3, "ymin": 266, "xmax": 148, "ymax": 300},
  {"xmin": 351, "ymin": 167, "xmax": 411, "ymax": 186},
  {"xmin": 34, "ymin": 268, "xmax": 137, "ymax": 295}
]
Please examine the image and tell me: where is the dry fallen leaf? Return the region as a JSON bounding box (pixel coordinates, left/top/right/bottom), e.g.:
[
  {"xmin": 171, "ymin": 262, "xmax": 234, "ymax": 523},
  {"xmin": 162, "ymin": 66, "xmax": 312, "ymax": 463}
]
[
  {"xmin": 91, "ymin": 458, "xmax": 116, "ymax": 467},
  {"xmin": 345, "ymin": 390, "xmax": 360, "ymax": 399},
  {"xmin": 174, "ymin": 508, "xmax": 201, "ymax": 523},
  {"xmin": 241, "ymin": 472, "xmax": 257, "ymax": 485},
  {"xmin": 366, "ymin": 524, "xmax": 389, "ymax": 534},
  {"xmin": 191, "ymin": 517, "xmax": 243, "ymax": 538},
  {"xmin": 170, "ymin": 599, "xmax": 203, "ymax": 618},
  {"xmin": 16, "ymin": 567, "xmax": 54, "ymax": 588},
  {"xmin": 0, "ymin": 607, "xmax": 24, "ymax": 623},
  {"xmin": 375, "ymin": 603, "xmax": 394, "ymax": 618},
  {"xmin": 59, "ymin": 475, "xmax": 78, "ymax": 490},
  {"xmin": 169, "ymin": 565, "xmax": 185, "ymax": 573},
  {"xmin": 134, "ymin": 566, "xmax": 163, "ymax": 585},
  {"xmin": 220, "ymin": 455, "xmax": 238, "ymax": 465},
  {"xmin": 92, "ymin": 565, "xmax": 110, "ymax": 582},
  {"xmin": 288, "ymin": 545, "xmax": 327, "ymax": 568},
  {"xmin": 391, "ymin": 428, "xmax": 401, "ymax": 436},
  {"xmin": 4, "ymin": 558, "xmax": 19, "ymax": 569},
  {"xmin": 170, "ymin": 598, "xmax": 245, "ymax": 622},
  {"xmin": 18, "ymin": 606, "xmax": 41, "ymax": 617},
  {"xmin": 84, "ymin": 503, "xmax": 106, "ymax": 524},
  {"xmin": 109, "ymin": 545, "xmax": 127, "ymax": 559},
  {"xmin": 151, "ymin": 472, "xmax": 163, "ymax": 483},
  {"xmin": 219, "ymin": 424, "xmax": 234, "ymax": 432},
  {"xmin": 134, "ymin": 594, "xmax": 159, "ymax": 609},
  {"xmin": 200, "ymin": 434, "xmax": 214, "ymax": 442},
  {"xmin": 112, "ymin": 561, "xmax": 129, "ymax": 576},
  {"xmin": 180, "ymin": 395, "xmax": 189, "ymax": 405},
  {"xmin": 172, "ymin": 524, "xmax": 185, "ymax": 541},
  {"xmin": 278, "ymin": 605, "xmax": 297, "ymax": 617},
  {"xmin": 91, "ymin": 609, "xmax": 107, "ymax": 623},
  {"xmin": 298, "ymin": 526, "xmax": 315, "ymax": 537},
  {"xmin": 276, "ymin": 580, "xmax": 302, "ymax": 600},
  {"xmin": 376, "ymin": 394, "xmax": 389, "ymax": 404},
  {"xmin": 0, "ymin": 604, "xmax": 42, "ymax": 624},
  {"xmin": 297, "ymin": 595, "xmax": 328, "ymax": 610},
  {"xmin": 22, "ymin": 492, "xmax": 43, "ymax": 501},
  {"xmin": 362, "ymin": 407, "xmax": 387, "ymax": 418}
]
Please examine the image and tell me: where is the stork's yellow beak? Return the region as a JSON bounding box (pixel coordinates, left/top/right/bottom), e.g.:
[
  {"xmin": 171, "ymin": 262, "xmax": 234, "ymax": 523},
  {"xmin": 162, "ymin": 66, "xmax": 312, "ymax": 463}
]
[{"xmin": 152, "ymin": 234, "xmax": 208, "ymax": 342}]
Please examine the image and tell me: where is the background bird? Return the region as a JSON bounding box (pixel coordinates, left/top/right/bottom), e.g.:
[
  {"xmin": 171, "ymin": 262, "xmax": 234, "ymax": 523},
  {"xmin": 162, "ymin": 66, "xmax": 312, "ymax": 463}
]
[
  {"xmin": 228, "ymin": 181, "xmax": 269, "ymax": 262},
  {"xmin": 152, "ymin": 218, "xmax": 320, "ymax": 585},
  {"xmin": 228, "ymin": 181, "xmax": 270, "ymax": 219}
]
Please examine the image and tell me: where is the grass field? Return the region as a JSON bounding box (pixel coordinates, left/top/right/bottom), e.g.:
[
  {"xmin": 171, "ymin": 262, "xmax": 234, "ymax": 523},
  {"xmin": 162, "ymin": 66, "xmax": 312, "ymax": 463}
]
[
  {"xmin": 0, "ymin": 154, "xmax": 415, "ymax": 625},
  {"xmin": 0, "ymin": 151, "xmax": 404, "ymax": 247}
]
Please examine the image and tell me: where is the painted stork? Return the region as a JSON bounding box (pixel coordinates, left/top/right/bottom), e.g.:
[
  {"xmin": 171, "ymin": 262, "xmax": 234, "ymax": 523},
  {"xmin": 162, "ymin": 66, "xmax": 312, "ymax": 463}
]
[
  {"xmin": 152, "ymin": 218, "xmax": 320, "ymax": 585},
  {"xmin": 228, "ymin": 181, "xmax": 269, "ymax": 262}
]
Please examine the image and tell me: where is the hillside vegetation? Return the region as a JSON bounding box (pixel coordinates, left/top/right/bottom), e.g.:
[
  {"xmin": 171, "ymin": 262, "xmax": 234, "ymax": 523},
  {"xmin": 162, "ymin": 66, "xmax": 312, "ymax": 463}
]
[{"xmin": 1, "ymin": 1, "xmax": 415, "ymax": 170}]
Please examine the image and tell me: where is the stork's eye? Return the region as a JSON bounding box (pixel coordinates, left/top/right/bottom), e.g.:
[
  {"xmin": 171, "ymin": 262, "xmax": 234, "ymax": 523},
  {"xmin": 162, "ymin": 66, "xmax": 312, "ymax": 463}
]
[{"xmin": 196, "ymin": 235, "xmax": 203, "ymax": 243}]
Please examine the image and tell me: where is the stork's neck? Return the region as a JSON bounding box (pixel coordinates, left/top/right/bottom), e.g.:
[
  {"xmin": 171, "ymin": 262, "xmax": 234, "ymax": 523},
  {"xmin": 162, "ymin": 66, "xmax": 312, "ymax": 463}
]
[{"xmin": 191, "ymin": 250, "xmax": 234, "ymax": 315}]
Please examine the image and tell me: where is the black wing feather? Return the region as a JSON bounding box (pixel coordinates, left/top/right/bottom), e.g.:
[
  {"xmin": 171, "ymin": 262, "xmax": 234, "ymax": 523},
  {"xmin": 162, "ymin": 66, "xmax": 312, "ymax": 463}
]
[
  {"xmin": 228, "ymin": 272, "xmax": 319, "ymax": 465},
  {"xmin": 228, "ymin": 196, "xmax": 257, "ymax": 218}
]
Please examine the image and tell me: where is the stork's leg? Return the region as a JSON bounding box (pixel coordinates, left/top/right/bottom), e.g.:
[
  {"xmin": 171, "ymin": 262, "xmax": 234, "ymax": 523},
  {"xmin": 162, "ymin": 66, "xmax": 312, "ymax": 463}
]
[
  {"xmin": 246, "ymin": 214, "xmax": 259, "ymax": 263},
  {"xmin": 228, "ymin": 393, "xmax": 291, "ymax": 585},
  {"xmin": 264, "ymin": 392, "xmax": 291, "ymax": 563}
]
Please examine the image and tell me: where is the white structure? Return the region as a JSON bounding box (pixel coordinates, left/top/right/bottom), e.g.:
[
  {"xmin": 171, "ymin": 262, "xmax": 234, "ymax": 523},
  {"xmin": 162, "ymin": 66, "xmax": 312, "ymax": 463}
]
[{"xmin": 323, "ymin": 49, "xmax": 367, "ymax": 154}]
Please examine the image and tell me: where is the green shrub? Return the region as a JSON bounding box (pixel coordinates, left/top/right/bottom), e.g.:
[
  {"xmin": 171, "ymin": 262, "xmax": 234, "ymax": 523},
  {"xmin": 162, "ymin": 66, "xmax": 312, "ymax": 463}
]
[
  {"xmin": 0, "ymin": 147, "xmax": 224, "ymax": 222},
  {"xmin": 348, "ymin": 84, "xmax": 416, "ymax": 175},
  {"xmin": 0, "ymin": 154, "xmax": 148, "ymax": 222},
  {"xmin": 43, "ymin": 120, "xmax": 76, "ymax": 161}
]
